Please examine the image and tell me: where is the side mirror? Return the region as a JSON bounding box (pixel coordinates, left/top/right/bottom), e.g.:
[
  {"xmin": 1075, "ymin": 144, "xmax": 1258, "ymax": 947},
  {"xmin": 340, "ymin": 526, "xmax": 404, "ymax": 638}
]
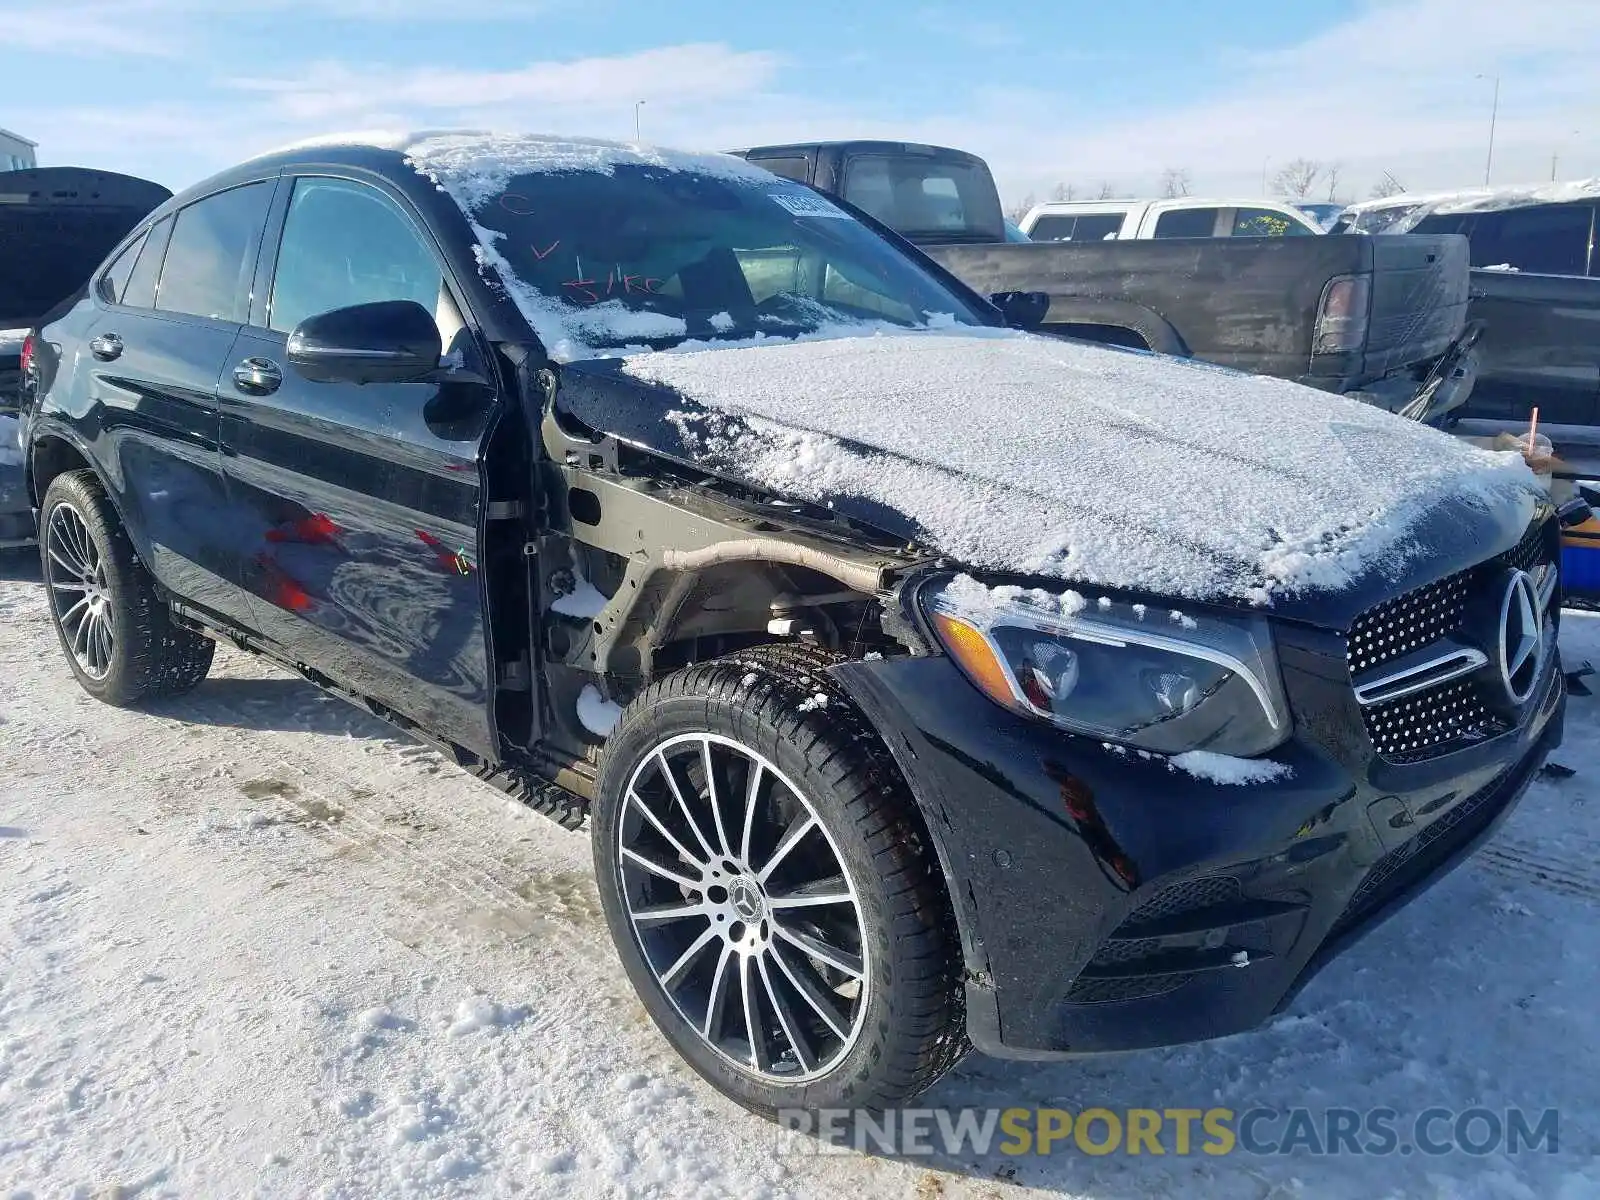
[
  {"xmin": 989, "ymin": 290, "xmax": 1051, "ymax": 330},
  {"xmin": 287, "ymin": 300, "xmax": 442, "ymax": 385}
]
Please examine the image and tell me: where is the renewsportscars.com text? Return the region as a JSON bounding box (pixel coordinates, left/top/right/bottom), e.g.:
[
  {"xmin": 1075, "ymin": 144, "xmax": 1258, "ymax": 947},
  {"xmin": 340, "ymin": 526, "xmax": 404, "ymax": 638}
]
[{"xmin": 776, "ymin": 1106, "xmax": 1560, "ymax": 1158}]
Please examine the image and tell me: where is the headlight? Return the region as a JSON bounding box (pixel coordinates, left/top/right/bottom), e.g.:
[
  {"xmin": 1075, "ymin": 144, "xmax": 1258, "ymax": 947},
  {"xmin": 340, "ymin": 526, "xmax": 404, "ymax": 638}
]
[{"xmin": 922, "ymin": 575, "xmax": 1291, "ymax": 757}]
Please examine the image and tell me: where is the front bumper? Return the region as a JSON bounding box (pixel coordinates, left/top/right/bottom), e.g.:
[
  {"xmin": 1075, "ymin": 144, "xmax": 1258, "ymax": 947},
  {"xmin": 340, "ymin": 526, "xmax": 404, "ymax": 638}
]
[{"xmin": 829, "ymin": 627, "xmax": 1564, "ymax": 1060}]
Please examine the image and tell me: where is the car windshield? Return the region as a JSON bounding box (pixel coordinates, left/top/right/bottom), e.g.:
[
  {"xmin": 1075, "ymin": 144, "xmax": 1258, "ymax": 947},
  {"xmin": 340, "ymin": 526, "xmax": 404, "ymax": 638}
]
[{"xmin": 466, "ymin": 163, "xmax": 990, "ymax": 355}]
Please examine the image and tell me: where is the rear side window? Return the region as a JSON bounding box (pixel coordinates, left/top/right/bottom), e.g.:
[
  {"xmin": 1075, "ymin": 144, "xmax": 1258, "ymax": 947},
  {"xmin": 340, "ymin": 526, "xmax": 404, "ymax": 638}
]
[
  {"xmin": 99, "ymin": 230, "xmax": 148, "ymax": 303},
  {"xmin": 840, "ymin": 154, "xmax": 1005, "ymax": 241},
  {"xmin": 747, "ymin": 155, "xmax": 809, "ymax": 183},
  {"xmin": 1027, "ymin": 213, "xmax": 1124, "ymax": 242},
  {"xmin": 156, "ymin": 182, "xmax": 273, "ymax": 322},
  {"xmin": 1410, "ymin": 213, "xmax": 1469, "ymax": 236},
  {"xmin": 269, "ymin": 177, "xmax": 445, "ymax": 335},
  {"xmin": 1233, "ymin": 208, "xmax": 1314, "ymax": 237},
  {"xmin": 120, "ymin": 217, "xmax": 172, "ymax": 309},
  {"xmin": 1153, "ymin": 207, "xmax": 1219, "ymax": 238},
  {"xmin": 1467, "ymin": 203, "xmax": 1593, "ymax": 275}
]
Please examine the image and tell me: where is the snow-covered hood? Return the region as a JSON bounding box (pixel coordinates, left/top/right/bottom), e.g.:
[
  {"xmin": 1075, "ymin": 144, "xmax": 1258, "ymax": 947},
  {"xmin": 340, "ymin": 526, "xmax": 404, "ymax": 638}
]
[{"xmin": 555, "ymin": 329, "xmax": 1541, "ymax": 614}]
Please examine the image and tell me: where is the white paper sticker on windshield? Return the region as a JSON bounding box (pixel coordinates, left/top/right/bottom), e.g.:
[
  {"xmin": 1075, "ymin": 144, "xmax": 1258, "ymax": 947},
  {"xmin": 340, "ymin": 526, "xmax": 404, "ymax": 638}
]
[{"xmin": 769, "ymin": 191, "xmax": 852, "ymax": 219}]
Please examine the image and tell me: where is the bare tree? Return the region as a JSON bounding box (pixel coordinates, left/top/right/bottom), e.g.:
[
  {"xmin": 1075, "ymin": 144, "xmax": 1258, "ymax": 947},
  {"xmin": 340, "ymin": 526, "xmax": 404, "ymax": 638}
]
[
  {"xmin": 1158, "ymin": 167, "xmax": 1193, "ymax": 199},
  {"xmin": 1369, "ymin": 171, "xmax": 1407, "ymax": 199},
  {"xmin": 1005, "ymin": 191, "xmax": 1037, "ymax": 222},
  {"xmin": 1094, "ymin": 181, "xmax": 1122, "ymax": 200},
  {"xmin": 1323, "ymin": 163, "xmax": 1343, "ymax": 203},
  {"xmin": 1050, "ymin": 181, "xmax": 1078, "ymax": 202},
  {"xmin": 1271, "ymin": 158, "xmax": 1323, "ymax": 199}
]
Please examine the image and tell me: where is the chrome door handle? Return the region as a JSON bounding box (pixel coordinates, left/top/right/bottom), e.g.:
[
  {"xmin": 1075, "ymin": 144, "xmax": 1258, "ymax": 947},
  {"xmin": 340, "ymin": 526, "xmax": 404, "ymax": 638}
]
[
  {"xmin": 233, "ymin": 357, "xmax": 282, "ymax": 395},
  {"xmin": 89, "ymin": 333, "xmax": 123, "ymax": 361}
]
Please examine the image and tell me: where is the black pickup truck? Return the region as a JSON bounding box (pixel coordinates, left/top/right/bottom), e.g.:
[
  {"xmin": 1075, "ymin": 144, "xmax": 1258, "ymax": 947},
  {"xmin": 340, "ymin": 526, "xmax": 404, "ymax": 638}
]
[
  {"xmin": 1402, "ymin": 196, "xmax": 1600, "ymax": 429},
  {"xmin": 1, "ymin": 167, "xmax": 172, "ymax": 546},
  {"xmin": 736, "ymin": 141, "xmax": 1479, "ymax": 411},
  {"xmin": 19, "ymin": 132, "xmax": 1567, "ymax": 1120}
]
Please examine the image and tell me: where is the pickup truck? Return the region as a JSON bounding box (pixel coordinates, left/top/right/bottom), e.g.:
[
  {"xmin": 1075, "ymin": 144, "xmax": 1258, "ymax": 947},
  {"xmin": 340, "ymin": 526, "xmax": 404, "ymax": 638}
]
[
  {"xmin": 1392, "ymin": 189, "xmax": 1600, "ymax": 598},
  {"xmin": 1399, "ymin": 192, "xmax": 1600, "ymax": 428},
  {"xmin": 1021, "ymin": 197, "xmax": 1324, "ymax": 240},
  {"xmin": 0, "ymin": 167, "xmax": 172, "ymax": 547},
  {"xmin": 735, "ymin": 141, "xmax": 1480, "ymax": 410},
  {"xmin": 18, "ymin": 132, "xmax": 1567, "ymax": 1120}
]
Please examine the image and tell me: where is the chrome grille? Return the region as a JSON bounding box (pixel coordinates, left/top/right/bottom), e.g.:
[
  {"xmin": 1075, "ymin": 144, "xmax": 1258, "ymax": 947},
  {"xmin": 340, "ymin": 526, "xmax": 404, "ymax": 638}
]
[
  {"xmin": 1348, "ymin": 572, "xmax": 1472, "ymax": 676},
  {"xmin": 1359, "ymin": 678, "xmax": 1510, "ymax": 763},
  {"xmin": 1348, "ymin": 520, "xmax": 1552, "ymax": 763}
]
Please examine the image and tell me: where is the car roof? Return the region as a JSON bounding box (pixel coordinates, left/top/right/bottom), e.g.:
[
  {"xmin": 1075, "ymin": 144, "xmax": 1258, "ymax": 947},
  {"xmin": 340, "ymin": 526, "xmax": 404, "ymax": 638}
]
[
  {"xmin": 1027, "ymin": 197, "xmax": 1305, "ymax": 214},
  {"xmin": 737, "ymin": 140, "xmax": 989, "ymax": 165},
  {"xmin": 168, "ymin": 130, "xmax": 780, "ymax": 210}
]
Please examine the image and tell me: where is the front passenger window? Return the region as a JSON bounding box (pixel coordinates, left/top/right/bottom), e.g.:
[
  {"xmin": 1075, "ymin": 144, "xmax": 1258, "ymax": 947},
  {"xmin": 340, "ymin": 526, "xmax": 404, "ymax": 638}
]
[{"xmin": 270, "ymin": 178, "xmax": 445, "ymax": 335}]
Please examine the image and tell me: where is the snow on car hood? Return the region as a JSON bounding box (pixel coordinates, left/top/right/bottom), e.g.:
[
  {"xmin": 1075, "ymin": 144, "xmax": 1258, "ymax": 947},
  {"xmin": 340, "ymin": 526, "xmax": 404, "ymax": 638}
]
[{"xmin": 582, "ymin": 329, "xmax": 1539, "ymax": 605}]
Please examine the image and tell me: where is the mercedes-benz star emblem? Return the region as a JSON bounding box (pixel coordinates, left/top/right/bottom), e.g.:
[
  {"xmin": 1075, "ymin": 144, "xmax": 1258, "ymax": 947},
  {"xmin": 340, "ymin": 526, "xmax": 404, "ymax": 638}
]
[
  {"xmin": 1496, "ymin": 569, "xmax": 1545, "ymax": 706},
  {"xmin": 729, "ymin": 878, "xmax": 764, "ymax": 922}
]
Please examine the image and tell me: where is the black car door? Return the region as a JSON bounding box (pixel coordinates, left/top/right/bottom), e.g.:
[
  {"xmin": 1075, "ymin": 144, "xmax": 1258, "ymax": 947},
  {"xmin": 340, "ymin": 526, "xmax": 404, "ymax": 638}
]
[
  {"xmin": 218, "ymin": 174, "xmax": 496, "ymax": 757},
  {"xmin": 74, "ymin": 182, "xmax": 275, "ymax": 623}
]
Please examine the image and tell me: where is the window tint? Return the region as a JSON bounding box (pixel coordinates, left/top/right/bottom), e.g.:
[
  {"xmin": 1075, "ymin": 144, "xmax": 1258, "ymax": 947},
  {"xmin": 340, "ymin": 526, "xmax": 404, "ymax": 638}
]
[
  {"xmin": 1410, "ymin": 213, "xmax": 1469, "ymax": 236},
  {"xmin": 1074, "ymin": 213, "xmax": 1125, "ymax": 241},
  {"xmin": 1233, "ymin": 208, "xmax": 1314, "ymax": 237},
  {"xmin": 1026, "ymin": 213, "xmax": 1124, "ymax": 242},
  {"xmin": 121, "ymin": 217, "xmax": 172, "ymax": 309},
  {"xmin": 1026, "ymin": 215, "xmax": 1075, "ymax": 242},
  {"xmin": 99, "ymin": 230, "xmax": 148, "ymax": 303},
  {"xmin": 1468, "ymin": 203, "xmax": 1593, "ymax": 275},
  {"xmin": 1152, "ymin": 207, "xmax": 1219, "ymax": 238},
  {"xmin": 156, "ymin": 183, "xmax": 271, "ymax": 322},
  {"xmin": 747, "ymin": 155, "xmax": 810, "ymax": 183},
  {"xmin": 270, "ymin": 178, "xmax": 445, "ymax": 335},
  {"xmin": 840, "ymin": 154, "xmax": 1006, "ymax": 241}
]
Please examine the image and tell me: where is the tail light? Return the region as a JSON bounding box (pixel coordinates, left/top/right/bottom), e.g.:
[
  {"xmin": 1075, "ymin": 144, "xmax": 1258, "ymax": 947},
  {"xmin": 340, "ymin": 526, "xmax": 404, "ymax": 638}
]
[
  {"xmin": 19, "ymin": 334, "xmax": 34, "ymax": 375},
  {"xmin": 1313, "ymin": 274, "xmax": 1371, "ymax": 354}
]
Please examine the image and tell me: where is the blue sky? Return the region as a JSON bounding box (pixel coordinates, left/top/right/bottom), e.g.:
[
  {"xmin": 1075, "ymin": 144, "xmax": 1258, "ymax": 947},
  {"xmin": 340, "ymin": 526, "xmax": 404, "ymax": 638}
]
[{"xmin": 5, "ymin": 0, "xmax": 1597, "ymax": 204}]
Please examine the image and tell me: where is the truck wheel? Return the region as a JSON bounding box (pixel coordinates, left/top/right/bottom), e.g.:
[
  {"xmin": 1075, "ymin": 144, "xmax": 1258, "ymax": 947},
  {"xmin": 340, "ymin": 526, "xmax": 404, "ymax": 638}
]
[
  {"xmin": 591, "ymin": 644, "xmax": 968, "ymax": 1118},
  {"xmin": 39, "ymin": 470, "xmax": 214, "ymax": 706}
]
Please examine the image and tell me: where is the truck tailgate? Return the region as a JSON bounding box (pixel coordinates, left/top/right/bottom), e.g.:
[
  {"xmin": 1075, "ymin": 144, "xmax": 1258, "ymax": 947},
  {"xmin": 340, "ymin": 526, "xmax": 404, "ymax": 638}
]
[
  {"xmin": 1357, "ymin": 234, "xmax": 1470, "ymax": 379},
  {"xmin": 0, "ymin": 167, "xmax": 172, "ymax": 328}
]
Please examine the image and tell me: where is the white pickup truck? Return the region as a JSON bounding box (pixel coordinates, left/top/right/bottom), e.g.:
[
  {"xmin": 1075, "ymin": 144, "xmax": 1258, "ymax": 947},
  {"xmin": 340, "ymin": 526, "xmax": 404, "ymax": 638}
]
[{"xmin": 1019, "ymin": 197, "xmax": 1323, "ymax": 241}]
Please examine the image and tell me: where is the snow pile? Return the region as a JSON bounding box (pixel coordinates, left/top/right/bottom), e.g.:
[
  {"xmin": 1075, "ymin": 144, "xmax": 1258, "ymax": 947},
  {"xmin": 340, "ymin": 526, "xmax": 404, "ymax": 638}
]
[
  {"xmin": 576, "ymin": 684, "xmax": 622, "ymax": 736},
  {"xmin": 1169, "ymin": 750, "xmax": 1293, "ymax": 785},
  {"xmin": 549, "ymin": 572, "xmax": 608, "ymax": 619},
  {"xmin": 936, "ymin": 572, "xmax": 1087, "ymax": 629},
  {"xmin": 620, "ymin": 331, "xmax": 1538, "ymax": 603}
]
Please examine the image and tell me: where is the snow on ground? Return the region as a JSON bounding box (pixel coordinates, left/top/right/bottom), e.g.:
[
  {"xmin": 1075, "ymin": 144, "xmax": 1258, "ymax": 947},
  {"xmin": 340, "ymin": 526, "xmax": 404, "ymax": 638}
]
[{"xmin": 2, "ymin": 553, "xmax": 1599, "ymax": 1198}]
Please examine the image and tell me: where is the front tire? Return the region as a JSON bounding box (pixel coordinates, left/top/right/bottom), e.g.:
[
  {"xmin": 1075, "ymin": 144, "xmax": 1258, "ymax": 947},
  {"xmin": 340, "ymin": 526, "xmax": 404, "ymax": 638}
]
[
  {"xmin": 39, "ymin": 470, "xmax": 214, "ymax": 706},
  {"xmin": 591, "ymin": 645, "xmax": 968, "ymax": 1117}
]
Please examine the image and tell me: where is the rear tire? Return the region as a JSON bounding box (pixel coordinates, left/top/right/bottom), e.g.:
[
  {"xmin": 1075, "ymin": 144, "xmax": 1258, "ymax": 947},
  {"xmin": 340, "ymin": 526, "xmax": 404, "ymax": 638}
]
[
  {"xmin": 39, "ymin": 470, "xmax": 214, "ymax": 706},
  {"xmin": 591, "ymin": 644, "xmax": 968, "ymax": 1118}
]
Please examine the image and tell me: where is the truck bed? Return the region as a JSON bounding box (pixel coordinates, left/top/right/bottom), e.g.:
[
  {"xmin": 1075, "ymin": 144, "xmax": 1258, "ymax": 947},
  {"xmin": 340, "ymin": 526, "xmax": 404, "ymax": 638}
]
[{"xmin": 921, "ymin": 233, "xmax": 1470, "ymax": 393}]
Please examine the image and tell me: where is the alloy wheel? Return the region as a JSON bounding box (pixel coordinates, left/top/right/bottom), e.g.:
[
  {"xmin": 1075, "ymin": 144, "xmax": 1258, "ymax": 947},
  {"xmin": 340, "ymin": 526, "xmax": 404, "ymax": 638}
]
[
  {"xmin": 616, "ymin": 733, "xmax": 870, "ymax": 1082},
  {"xmin": 45, "ymin": 502, "xmax": 115, "ymax": 680}
]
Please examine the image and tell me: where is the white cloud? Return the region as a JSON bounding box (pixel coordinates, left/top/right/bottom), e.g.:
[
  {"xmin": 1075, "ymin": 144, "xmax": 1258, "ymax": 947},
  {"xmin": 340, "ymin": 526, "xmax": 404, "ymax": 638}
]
[
  {"xmin": 11, "ymin": 0, "xmax": 1597, "ymax": 205},
  {"xmin": 229, "ymin": 44, "xmax": 780, "ymax": 123}
]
